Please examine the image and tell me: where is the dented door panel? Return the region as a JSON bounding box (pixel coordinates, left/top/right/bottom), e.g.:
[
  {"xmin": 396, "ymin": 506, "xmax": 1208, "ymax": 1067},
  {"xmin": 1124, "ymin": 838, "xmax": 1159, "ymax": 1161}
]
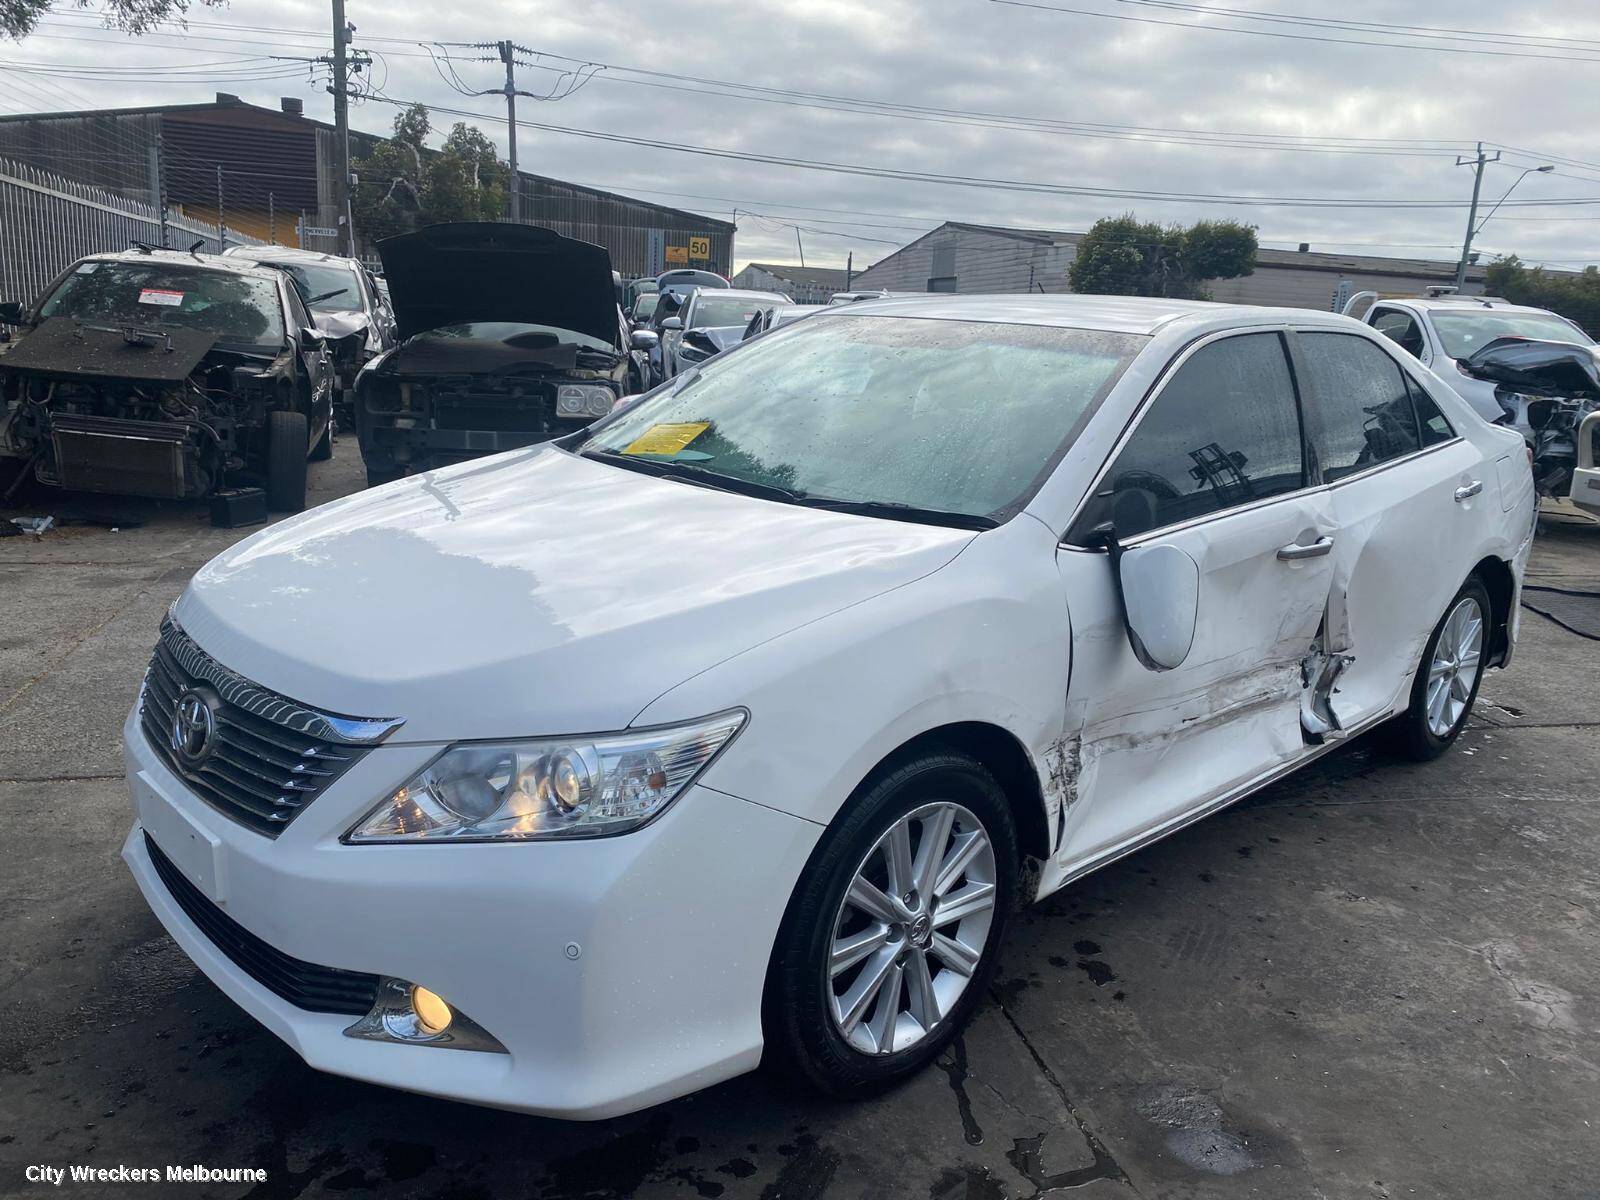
[
  {"xmin": 1055, "ymin": 490, "xmax": 1337, "ymax": 869},
  {"xmin": 1322, "ymin": 438, "xmax": 1486, "ymax": 727}
]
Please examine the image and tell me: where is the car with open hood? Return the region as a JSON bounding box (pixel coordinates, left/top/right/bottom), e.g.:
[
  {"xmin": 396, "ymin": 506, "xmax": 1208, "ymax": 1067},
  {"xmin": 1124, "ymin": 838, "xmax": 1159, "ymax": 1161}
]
[
  {"xmin": 122, "ymin": 295, "xmax": 1533, "ymax": 1120},
  {"xmin": 352, "ymin": 222, "xmax": 646, "ymax": 488},
  {"xmin": 224, "ymin": 245, "xmax": 396, "ymax": 427},
  {"xmin": 0, "ymin": 247, "xmax": 334, "ymax": 511}
]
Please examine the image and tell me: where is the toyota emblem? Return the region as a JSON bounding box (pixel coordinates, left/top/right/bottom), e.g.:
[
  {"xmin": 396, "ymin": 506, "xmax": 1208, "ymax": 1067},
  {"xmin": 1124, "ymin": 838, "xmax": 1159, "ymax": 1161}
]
[{"xmin": 170, "ymin": 689, "xmax": 218, "ymax": 767}]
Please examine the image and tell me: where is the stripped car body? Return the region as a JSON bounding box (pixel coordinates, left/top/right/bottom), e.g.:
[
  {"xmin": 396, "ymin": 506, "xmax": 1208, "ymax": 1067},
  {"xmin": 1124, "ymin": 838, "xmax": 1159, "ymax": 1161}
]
[
  {"xmin": 353, "ymin": 223, "xmax": 639, "ymax": 485},
  {"xmin": 0, "ymin": 250, "xmax": 333, "ymax": 505}
]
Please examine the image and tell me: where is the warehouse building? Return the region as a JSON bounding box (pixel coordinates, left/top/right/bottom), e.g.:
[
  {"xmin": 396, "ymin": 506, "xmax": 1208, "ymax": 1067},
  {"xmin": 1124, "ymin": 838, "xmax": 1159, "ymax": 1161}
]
[
  {"xmin": 851, "ymin": 221, "xmax": 1501, "ymax": 309},
  {"xmin": 0, "ymin": 95, "xmax": 734, "ymax": 276},
  {"xmin": 731, "ymin": 262, "xmax": 852, "ymax": 303}
]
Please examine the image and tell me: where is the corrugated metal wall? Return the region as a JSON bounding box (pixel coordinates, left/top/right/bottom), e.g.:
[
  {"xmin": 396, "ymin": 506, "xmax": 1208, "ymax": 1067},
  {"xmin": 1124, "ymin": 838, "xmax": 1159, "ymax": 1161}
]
[
  {"xmin": 515, "ymin": 174, "xmax": 733, "ymax": 278},
  {"xmin": 854, "ymin": 227, "xmax": 1079, "ymax": 294},
  {"xmin": 0, "ymin": 113, "xmax": 162, "ymax": 205}
]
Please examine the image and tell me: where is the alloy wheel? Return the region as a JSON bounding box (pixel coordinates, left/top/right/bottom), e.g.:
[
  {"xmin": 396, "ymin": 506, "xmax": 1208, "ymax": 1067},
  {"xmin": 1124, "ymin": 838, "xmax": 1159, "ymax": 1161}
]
[
  {"xmin": 826, "ymin": 801, "xmax": 997, "ymax": 1056},
  {"xmin": 1425, "ymin": 595, "xmax": 1485, "ymax": 738}
]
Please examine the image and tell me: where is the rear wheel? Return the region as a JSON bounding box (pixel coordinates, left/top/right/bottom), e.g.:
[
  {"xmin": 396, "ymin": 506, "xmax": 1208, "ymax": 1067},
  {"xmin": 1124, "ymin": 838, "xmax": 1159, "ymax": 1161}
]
[
  {"xmin": 764, "ymin": 752, "xmax": 1017, "ymax": 1098},
  {"xmin": 1384, "ymin": 576, "xmax": 1491, "ymax": 761},
  {"xmin": 265, "ymin": 410, "xmax": 309, "ymax": 512}
]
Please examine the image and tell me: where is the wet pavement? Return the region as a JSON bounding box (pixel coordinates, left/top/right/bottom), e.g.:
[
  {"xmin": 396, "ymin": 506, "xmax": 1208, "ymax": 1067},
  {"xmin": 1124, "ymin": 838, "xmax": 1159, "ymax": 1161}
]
[{"xmin": 2, "ymin": 450, "xmax": 1598, "ymax": 1199}]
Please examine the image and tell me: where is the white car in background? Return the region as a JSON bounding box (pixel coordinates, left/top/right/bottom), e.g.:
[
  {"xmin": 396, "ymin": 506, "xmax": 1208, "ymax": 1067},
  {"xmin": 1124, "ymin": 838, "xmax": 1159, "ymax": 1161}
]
[
  {"xmin": 658, "ymin": 287, "xmax": 789, "ymax": 377},
  {"xmin": 1345, "ymin": 291, "xmax": 1593, "ymax": 421},
  {"xmin": 122, "ymin": 295, "xmax": 1533, "ymax": 1119}
]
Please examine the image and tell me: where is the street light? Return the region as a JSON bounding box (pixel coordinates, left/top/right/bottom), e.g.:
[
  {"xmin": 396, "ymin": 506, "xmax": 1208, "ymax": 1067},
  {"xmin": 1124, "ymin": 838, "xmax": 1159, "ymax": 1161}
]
[{"xmin": 1456, "ymin": 161, "xmax": 1554, "ymax": 289}]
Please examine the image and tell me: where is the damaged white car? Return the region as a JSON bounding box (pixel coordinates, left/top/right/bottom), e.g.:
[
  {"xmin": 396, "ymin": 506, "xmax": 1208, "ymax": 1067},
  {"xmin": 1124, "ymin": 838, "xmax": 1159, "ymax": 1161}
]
[{"xmin": 122, "ymin": 295, "xmax": 1534, "ymax": 1118}]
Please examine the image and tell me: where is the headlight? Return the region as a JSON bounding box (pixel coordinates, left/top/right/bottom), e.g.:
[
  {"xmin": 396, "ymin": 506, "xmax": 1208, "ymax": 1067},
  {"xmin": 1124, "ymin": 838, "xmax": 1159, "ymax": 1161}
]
[
  {"xmin": 556, "ymin": 383, "xmax": 616, "ymax": 419},
  {"xmin": 344, "ymin": 710, "xmax": 746, "ymax": 843}
]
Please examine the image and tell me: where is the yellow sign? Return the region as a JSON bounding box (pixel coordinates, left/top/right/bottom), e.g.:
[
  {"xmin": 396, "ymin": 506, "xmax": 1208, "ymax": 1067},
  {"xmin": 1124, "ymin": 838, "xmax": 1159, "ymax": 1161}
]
[
  {"xmin": 689, "ymin": 236, "xmax": 711, "ymax": 260},
  {"xmin": 665, "ymin": 245, "xmax": 689, "ymax": 265},
  {"xmin": 622, "ymin": 422, "xmax": 710, "ymax": 457}
]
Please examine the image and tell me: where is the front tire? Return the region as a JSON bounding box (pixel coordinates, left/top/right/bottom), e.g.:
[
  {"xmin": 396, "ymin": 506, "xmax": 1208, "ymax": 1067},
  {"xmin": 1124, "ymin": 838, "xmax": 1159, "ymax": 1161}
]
[
  {"xmin": 1384, "ymin": 576, "xmax": 1491, "ymax": 761},
  {"xmin": 265, "ymin": 410, "xmax": 309, "ymax": 512},
  {"xmin": 764, "ymin": 752, "xmax": 1017, "ymax": 1098}
]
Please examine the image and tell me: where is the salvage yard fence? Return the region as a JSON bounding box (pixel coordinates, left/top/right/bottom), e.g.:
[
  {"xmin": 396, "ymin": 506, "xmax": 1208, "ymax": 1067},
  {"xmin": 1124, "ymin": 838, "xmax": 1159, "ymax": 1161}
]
[{"xmin": 0, "ymin": 156, "xmax": 262, "ymax": 311}]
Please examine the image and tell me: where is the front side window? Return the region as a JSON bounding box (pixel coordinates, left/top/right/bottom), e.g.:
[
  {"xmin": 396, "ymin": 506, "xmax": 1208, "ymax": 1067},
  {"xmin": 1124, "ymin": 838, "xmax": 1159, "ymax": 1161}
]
[
  {"xmin": 38, "ymin": 261, "xmax": 286, "ymax": 351},
  {"xmin": 1371, "ymin": 308, "xmax": 1425, "ymax": 358},
  {"xmin": 582, "ymin": 314, "xmax": 1145, "ymax": 523},
  {"xmin": 1298, "ymin": 332, "xmax": 1422, "ymax": 481},
  {"xmin": 1075, "ymin": 332, "xmax": 1305, "ymax": 539},
  {"xmin": 1429, "ymin": 310, "xmax": 1594, "ymax": 360}
]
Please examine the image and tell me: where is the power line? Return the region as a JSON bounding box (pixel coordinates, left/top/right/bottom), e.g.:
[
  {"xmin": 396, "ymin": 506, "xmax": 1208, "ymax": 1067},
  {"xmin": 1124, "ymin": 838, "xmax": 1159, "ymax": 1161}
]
[{"xmin": 993, "ymin": 1, "xmax": 1600, "ymax": 63}]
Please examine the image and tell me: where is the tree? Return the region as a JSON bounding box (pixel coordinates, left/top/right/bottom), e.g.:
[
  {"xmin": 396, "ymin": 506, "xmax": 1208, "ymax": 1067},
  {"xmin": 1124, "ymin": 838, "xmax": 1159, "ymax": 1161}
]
[
  {"xmin": 352, "ymin": 106, "xmax": 507, "ymax": 243},
  {"xmin": 3, "ymin": 0, "xmax": 223, "ymax": 39},
  {"xmin": 1483, "ymin": 255, "xmax": 1600, "ymax": 337},
  {"xmin": 1068, "ymin": 214, "xmax": 1257, "ymax": 299}
]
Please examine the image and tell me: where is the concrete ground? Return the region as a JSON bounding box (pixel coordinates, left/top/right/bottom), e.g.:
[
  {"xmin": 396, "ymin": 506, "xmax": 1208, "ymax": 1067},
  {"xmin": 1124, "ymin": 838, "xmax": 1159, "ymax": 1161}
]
[{"xmin": 2, "ymin": 447, "xmax": 1598, "ymax": 1200}]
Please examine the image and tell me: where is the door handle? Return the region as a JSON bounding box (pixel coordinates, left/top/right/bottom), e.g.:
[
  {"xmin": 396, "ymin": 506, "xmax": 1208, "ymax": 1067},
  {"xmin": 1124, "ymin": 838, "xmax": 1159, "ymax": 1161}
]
[
  {"xmin": 1454, "ymin": 480, "xmax": 1484, "ymax": 502},
  {"xmin": 1276, "ymin": 537, "xmax": 1334, "ymax": 561}
]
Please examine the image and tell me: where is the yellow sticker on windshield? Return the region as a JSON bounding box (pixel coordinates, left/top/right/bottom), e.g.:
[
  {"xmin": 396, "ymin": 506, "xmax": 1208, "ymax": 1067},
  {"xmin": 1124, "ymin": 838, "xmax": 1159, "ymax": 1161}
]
[{"xmin": 623, "ymin": 422, "xmax": 710, "ymax": 456}]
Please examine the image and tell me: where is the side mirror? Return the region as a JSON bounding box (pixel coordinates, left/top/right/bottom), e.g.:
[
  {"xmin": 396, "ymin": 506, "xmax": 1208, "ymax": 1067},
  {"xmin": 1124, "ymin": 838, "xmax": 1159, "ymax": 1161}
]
[
  {"xmin": 630, "ymin": 329, "xmax": 660, "ymax": 351},
  {"xmin": 301, "ymin": 327, "xmax": 328, "ymax": 348},
  {"xmin": 660, "ymin": 316, "xmax": 683, "ymax": 331},
  {"xmin": 0, "ymin": 301, "xmax": 25, "ymax": 325},
  {"xmin": 1093, "ymin": 523, "xmax": 1198, "ymax": 672}
]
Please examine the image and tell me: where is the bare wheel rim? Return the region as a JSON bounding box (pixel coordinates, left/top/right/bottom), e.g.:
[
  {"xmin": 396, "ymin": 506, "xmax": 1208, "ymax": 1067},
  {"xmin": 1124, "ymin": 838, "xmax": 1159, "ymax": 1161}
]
[
  {"xmin": 826, "ymin": 801, "xmax": 997, "ymax": 1056},
  {"xmin": 1425, "ymin": 595, "xmax": 1484, "ymax": 738}
]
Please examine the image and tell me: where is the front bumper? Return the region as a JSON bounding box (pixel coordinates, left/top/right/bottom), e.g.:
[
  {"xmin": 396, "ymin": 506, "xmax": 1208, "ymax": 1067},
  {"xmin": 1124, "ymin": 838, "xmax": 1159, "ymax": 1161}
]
[{"xmin": 121, "ymin": 706, "xmax": 819, "ymax": 1118}]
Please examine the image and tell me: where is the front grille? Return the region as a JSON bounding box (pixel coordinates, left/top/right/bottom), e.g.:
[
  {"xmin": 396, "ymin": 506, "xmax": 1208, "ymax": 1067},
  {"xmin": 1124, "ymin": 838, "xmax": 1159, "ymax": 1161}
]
[
  {"xmin": 144, "ymin": 832, "xmax": 380, "ymax": 1016},
  {"xmin": 139, "ymin": 617, "xmax": 402, "ymax": 837}
]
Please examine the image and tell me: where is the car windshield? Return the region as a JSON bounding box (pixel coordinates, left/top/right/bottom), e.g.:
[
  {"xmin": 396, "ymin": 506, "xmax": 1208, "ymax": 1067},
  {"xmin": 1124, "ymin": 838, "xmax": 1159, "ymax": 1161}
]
[
  {"xmin": 411, "ymin": 321, "xmax": 616, "ymax": 354},
  {"xmin": 689, "ymin": 296, "xmax": 771, "ymax": 329},
  {"xmin": 633, "ymin": 294, "xmax": 660, "ymax": 319},
  {"xmin": 1431, "ymin": 310, "xmax": 1594, "ymax": 359},
  {"xmin": 582, "ymin": 314, "xmax": 1144, "ymax": 522},
  {"xmin": 256, "ymin": 261, "xmax": 361, "ymax": 313},
  {"xmin": 38, "ymin": 261, "xmax": 285, "ymax": 350}
]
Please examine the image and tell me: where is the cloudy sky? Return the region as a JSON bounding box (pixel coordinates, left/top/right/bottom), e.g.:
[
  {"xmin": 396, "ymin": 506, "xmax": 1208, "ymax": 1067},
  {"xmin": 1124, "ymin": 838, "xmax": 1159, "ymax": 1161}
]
[{"xmin": 5, "ymin": 0, "xmax": 1600, "ymax": 274}]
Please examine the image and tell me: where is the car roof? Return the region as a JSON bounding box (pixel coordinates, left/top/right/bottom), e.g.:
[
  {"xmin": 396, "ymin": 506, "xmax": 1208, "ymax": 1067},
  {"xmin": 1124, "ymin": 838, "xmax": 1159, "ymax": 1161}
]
[
  {"xmin": 693, "ymin": 288, "xmax": 789, "ymax": 304},
  {"xmin": 834, "ymin": 293, "xmax": 1357, "ymax": 335},
  {"xmin": 1392, "ymin": 296, "xmax": 1566, "ymax": 317},
  {"xmin": 79, "ymin": 248, "xmax": 285, "ymax": 283},
  {"xmin": 224, "ymin": 246, "xmax": 361, "ymax": 268}
]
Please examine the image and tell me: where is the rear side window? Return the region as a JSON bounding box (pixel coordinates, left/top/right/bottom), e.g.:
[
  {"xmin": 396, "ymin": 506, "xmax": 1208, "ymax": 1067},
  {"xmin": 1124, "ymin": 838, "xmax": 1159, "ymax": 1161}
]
[
  {"xmin": 1297, "ymin": 333, "xmax": 1422, "ymax": 482},
  {"xmin": 1408, "ymin": 378, "xmax": 1456, "ymax": 446},
  {"xmin": 1076, "ymin": 332, "xmax": 1305, "ymax": 539}
]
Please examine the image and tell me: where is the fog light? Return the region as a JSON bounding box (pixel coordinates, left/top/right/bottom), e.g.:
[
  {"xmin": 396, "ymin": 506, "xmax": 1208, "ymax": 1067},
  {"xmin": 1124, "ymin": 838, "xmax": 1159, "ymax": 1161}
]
[
  {"xmin": 344, "ymin": 977, "xmax": 507, "ymax": 1054},
  {"xmin": 411, "ymin": 985, "xmax": 452, "ymax": 1034}
]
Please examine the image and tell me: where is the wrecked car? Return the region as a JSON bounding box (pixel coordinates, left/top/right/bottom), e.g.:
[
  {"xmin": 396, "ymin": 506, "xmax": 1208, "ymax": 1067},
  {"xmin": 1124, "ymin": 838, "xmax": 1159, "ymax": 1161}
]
[
  {"xmin": 658, "ymin": 288, "xmax": 790, "ymax": 379},
  {"xmin": 224, "ymin": 245, "xmax": 396, "ymax": 427},
  {"xmin": 1459, "ymin": 335, "xmax": 1600, "ymax": 518},
  {"xmin": 353, "ymin": 222, "xmax": 648, "ymax": 487},
  {"xmin": 122, "ymin": 297, "xmax": 1531, "ymax": 1121},
  {"xmin": 0, "ymin": 249, "xmax": 334, "ymax": 511}
]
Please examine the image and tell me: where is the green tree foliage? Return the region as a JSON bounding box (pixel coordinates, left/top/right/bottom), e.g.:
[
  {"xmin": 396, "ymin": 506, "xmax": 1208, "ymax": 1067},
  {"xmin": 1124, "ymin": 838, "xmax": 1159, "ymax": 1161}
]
[
  {"xmin": 352, "ymin": 106, "xmax": 508, "ymax": 244},
  {"xmin": 1068, "ymin": 214, "xmax": 1258, "ymax": 299},
  {"xmin": 1483, "ymin": 255, "xmax": 1600, "ymax": 337},
  {"xmin": 2, "ymin": 0, "xmax": 222, "ymax": 39}
]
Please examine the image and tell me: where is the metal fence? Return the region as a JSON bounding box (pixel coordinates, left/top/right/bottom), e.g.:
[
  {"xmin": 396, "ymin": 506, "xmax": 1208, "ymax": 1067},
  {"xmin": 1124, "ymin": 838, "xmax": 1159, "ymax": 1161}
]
[{"xmin": 0, "ymin": 156, "xmax": 261, "ymax": 307}]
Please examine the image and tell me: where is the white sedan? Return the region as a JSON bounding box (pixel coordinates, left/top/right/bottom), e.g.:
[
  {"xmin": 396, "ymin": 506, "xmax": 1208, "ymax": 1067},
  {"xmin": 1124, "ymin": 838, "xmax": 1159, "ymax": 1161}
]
[{"xmin": 121, "ymin": 295, "xmax": 1535, "ymax": 1118}]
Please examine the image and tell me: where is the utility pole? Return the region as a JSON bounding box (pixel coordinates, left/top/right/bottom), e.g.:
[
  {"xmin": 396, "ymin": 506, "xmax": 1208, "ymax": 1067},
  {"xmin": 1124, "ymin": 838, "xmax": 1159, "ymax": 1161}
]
[
  {"xmin": 795, "ymin": 226, "xmax": 805, "ymax": 267},
  {"xmin": 269, "ymin": 192, "xmax": 276, "ymax": 244},
  {"xmin": 216, "ymin": 164, "xmax": 226, "ymax": 249},
  {"xmin": 499, "ymin": 40, "xmax": 520, "ymax": 222},
  {"xmin": 146, "ymin": 138, "xmax": 167, "ymax": 248},
  {"xmin": 845, "ymin": 251, "xmax": 853, "ymax": 290},
  {"xmin": 329, "ymin": 0, "xmax": 354, "ymax": 257},
  {"xmin": 1454, "ymin": 142, "xmax": 1499, "ymax": 291}
]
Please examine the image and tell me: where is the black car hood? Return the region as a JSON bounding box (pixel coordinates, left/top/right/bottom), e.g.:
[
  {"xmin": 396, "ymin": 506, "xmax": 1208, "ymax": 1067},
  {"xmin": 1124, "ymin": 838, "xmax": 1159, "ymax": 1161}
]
[
  {"xmin": 1462, "ymin": 336, "xmax": 1600, "ymax": 398},
  {"xmin": 378, "ymin": 222, "xmax": 618, "ymax": 346},
  {"xmin": 0, "ymin": 318, "xmax": 217, "ymax": 382}
]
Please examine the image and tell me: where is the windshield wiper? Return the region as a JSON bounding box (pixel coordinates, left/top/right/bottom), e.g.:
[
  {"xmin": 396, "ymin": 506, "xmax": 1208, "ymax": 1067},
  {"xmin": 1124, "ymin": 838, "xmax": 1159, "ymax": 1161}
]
[
  {"xmin": 582, "ymin": 450, "xmax": 803, "ymax": 502},
  {"xmin": 308, "ymin": 287, "xmax": 349, "ymax": 305},
  {"xmin": 791, "ymin": 495, "xmax": 998, "ymax": 530}
]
